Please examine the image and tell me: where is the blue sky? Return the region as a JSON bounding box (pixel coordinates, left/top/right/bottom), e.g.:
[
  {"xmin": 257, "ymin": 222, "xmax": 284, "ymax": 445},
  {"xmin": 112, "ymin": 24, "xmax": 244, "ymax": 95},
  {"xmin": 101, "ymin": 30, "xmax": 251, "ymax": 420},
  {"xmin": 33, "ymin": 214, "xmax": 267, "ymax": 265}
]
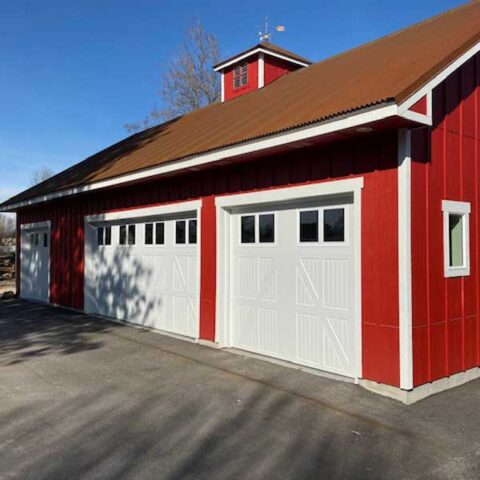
[{"xmin": 0, "ymin": 0, "xmax": 465, "ymax": 202}]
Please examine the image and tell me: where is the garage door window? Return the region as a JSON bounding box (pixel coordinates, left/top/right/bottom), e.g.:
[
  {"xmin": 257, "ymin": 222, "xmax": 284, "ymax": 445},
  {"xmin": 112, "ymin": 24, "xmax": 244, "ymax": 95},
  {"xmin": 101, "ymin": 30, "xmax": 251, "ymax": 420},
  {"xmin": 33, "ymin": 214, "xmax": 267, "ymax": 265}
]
[
  {"xmin": 128, "ymin": 225, "xmax": 136, "ymax": 245},
  {"xmin": 97, "ymin": 226, "xmax": 111, "ymax": 247},
  {"xmin": 324, "ymin": 208, "xmax": 345, "ymax": 242},
  {"xmin": 299, "ymin": 207, "xmax": 346, "ymax": 244},
  {"xmin": 175, "ymin": 219, "xmax": 197, "ymax": 245},
  {"xmin": 299, "ymin": 210, "xmax": 319, "ymax": 242},
  {"xmin": 43, "ymin": 232, "xmax": 49, "ymax": 247},
  {"xmin": 155, "ymin": 222, "xmax": 165, "ymax": 245},
  {"xmin": 145, "ymin": 224, "xmax": 153, "ymax": 244},
  {"xmin": 119, "ymin": 225, "xmax": 127, "ymax": 245},
  {"xmin": 240, "ymin": 214, "xmax": 276, "ymax": 244}
]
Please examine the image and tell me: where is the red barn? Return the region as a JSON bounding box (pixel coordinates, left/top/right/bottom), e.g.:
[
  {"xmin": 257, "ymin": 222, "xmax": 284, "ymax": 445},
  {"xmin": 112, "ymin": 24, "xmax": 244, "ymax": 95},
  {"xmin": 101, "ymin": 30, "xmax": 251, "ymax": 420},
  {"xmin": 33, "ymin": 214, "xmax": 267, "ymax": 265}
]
[{"xmin": 3, "ymin": 2, "xmax": 480, "ymax": 403}]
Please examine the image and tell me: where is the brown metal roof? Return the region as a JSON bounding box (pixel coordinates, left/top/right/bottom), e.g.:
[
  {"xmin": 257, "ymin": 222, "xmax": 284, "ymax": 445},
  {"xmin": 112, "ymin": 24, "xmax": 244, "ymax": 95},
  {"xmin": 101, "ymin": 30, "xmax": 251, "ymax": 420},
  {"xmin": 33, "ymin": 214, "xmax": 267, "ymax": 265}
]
[
  {"xmin": 213, "ymin": 41, "xmax": 313, "ymax": 69},
  {"xmin": 3, "ymin": 1, "xmax": 480, "ymax": 208}
]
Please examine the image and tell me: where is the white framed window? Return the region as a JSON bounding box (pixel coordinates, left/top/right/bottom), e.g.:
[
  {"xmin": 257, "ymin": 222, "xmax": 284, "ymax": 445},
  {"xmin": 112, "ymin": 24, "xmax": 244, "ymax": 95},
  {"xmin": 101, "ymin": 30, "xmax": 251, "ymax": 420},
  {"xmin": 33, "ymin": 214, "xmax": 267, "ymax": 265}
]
[
  {"xmin": 239, "ymin": 213, "xmax": 276, "ymax": 245},
  {"xmin": 233, "ymin": 63, "xmax": 248, "ymax": 88},
  {"xmin": 97, "ymin": 226, "xmax": 111, "ymax": 247},
  {"xmin": 175, "ymin": 219, "xmax": 197, "ymax": 245},
  {"xmin": 442, "ymin": 200, "xmax": 470, "ymax": 278},
  {"xmin": 298, "ymin": 206, "xmax": 347, "ymax": 245}
]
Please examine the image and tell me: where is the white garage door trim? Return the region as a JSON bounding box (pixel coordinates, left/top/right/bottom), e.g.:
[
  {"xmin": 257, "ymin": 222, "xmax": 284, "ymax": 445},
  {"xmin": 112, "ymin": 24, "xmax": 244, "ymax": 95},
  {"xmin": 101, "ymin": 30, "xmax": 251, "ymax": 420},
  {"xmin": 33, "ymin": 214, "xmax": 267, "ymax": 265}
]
[
  {"xmin": 20, "ymin": 221, "xmax": 51, "ymax": 303},
  {"xmin": 215, "ymin": 178, "xmax": 364, "ymax": 379},
  {"xmin": 84, "ymin": 199, "xmax": 202, "ymax": 339}
]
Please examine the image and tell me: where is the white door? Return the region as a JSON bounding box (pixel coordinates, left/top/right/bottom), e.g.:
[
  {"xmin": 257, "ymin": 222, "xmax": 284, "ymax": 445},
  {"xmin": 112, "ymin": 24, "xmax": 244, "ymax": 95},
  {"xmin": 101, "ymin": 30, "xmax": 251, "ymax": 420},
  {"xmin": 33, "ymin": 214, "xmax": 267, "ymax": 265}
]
[
  {"xmin": 230, "ymin": 195, "xmax": 357, "ymax": 377},
  {"xmin": 20, "ymin": 226, "xmax": 50, "ymax": 302},
  {"xmin": 85, "ymin": 213, "xmax": 199, "ymax": 338}
]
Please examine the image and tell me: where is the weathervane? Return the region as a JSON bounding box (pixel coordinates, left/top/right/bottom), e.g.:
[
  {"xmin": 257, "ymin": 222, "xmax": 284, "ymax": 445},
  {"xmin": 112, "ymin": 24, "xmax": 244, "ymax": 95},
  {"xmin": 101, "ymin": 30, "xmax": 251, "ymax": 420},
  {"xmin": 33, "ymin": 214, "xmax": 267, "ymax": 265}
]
[{"xmin": 258, "ymin": 16, "xmax": 285, "ymax": 43}]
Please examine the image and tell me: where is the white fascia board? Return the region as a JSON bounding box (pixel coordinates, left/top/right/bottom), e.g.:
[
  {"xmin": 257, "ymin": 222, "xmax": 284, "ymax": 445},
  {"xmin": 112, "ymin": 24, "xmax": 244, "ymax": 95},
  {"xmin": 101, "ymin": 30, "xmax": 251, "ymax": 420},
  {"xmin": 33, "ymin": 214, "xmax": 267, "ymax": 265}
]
[
  {"xmin": 215, "ymin": 177, "xmax": 364, "ymax": 208},
  {"xmin": 214, "ymin": 47, "xmax": 310, "ymax": 71},
  {"xmin": 398, "ymin": 40, "xmax": 480, "ymax": 121},
  {"xmin": 258, "ymin": 52, "xmax": 265, "ymax": 88},
  {"xmin": 398, "ymin": 128, "xmax": 413, "ymax": 391},
  {"xmin": 85, "ymin": 200, "xmax": 202, "ymax": 224},
  {"xmin": 1, "ymin": 103, "xmax": 397, "ymax": 212}
]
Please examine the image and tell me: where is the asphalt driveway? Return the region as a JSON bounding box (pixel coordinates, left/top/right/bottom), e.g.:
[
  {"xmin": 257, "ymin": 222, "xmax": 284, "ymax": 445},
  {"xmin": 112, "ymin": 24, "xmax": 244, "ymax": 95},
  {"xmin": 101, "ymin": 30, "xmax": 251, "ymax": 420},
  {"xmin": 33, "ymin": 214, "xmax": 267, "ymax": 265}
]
[{"xmin": 0, "ymin": 299, "xmax": 479, "ymax": 480}]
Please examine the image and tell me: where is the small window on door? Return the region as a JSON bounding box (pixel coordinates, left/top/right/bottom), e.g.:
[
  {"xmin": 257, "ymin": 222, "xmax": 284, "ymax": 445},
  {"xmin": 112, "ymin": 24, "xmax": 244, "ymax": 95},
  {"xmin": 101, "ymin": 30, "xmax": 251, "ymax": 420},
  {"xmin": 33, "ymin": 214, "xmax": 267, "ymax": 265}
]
[
  {"xmin": 241, "ymin": 215, "xmax": 255, "ymax": 244},
  {"xmin": 128, "ymin": 225, "xmax": 136, "ymax": 245},
  {"xmin": 155, "ymin": 222, "xmax": 165, "ymax": 245},
  {"xmin": 324, "ymin": 208, "xmax": 345, "ymax": 242},
  {"xmin": 30, "ymin": 233, "xmax": 34, "ymax": 245},
  {"xmin": 299, "ymin": 210, "xmax": 319, "ymax": 243},
  {"xmin": 43, "ymin": 233, "xmax": 48, "ymax": 248},
  {"xmin": 188, "ymin": 219, "xmax": 197, "ymax": 244},
  {"xmin": 145, "ymin": 223, "xmax": 153, "ymax": 245},
  {"xmin": 97, "ymin": 227, "xmax": 104, "ymax": 246},
  {"xmin": 259, "ymin": 214, "xmax": 275, "ymax": 243},
  {"xmin": 442, "ymin": 200, "xmax": 470, "ymax": 277},
  {"xmin": 119, "ymin": 225, "xmax": 127, "ymax": 245},
  {"xmin": 34, "ymin": 233, "xmax": 39, "ymax": 247},
  {"xmin": 176, "ymin": 220, "xmax": 186, "ymax": 244},
  {"xmin": 104, "ymin": 226, "xmax": 112, "ymax": 246}
]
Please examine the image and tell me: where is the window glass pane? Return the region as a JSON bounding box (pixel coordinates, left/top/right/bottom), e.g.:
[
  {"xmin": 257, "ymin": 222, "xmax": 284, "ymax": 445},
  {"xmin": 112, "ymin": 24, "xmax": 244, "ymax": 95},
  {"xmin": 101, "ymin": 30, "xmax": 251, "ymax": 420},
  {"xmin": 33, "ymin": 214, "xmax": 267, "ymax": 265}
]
[
  {"xmin": 97, "ymin": 227, "xmax": 104, "ymax": 246},
  {"xmin": 35, "ymin": 233, "xmax": 39, "ymax": 246},
  {"xmin": 145, "ymin": 223, "xmax": 153, "ymax": 245},
  {"xmin": 119, "ymin": 225, "xmax": 127, "ymax": 245},
  {"xmin": 128, "ymin": 225, "xmax": 136, "ymax": 245},
  {"xmin": 324, "ymin": 208, "xmax": 345, "ymax": 242},
  {"xmin": 105, "ymin": 226, "xmax": 111, "ymax": 245},
  {"xmin": 300, "ymin": 210, "xmax": 318, "ymax": 242},
  {"xmin": 30, "ymin": 233, "xmax": 34, "ymax": 245},
  {"xmin": 43, "ymin": 233, "xmax": 48, "ymax": 248},
  {"xmin": 176, "ymin": 220, "xmax": 186, "ymax": 244},
  {"xmin": 241, "ymin": 215, "xmax": 255, "ymax": 243},
  {"xmin": 259, "ymin": 214, "xmax": 275, "ymax": 243},
  {"xmin": 155, "ymin": 222, "xmax": 164, "ymax": 245},
  {"xmin": 189, "ymin": 219, "xmax": 197, "ymax": 244},
  {"xmin": 449, "ymin": 214, "xmax": 464, "ymax": 267}
]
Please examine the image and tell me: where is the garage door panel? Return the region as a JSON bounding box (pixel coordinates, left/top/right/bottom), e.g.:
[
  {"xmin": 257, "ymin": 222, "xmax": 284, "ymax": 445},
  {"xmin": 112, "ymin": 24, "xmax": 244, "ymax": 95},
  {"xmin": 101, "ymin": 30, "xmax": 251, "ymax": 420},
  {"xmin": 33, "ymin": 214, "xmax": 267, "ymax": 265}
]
[
  {"xmin": 86, "ymin": 212, "xmax": 199, "ymax": 339},
  {"xmin": 230, "ymin": 197, "xmax": 357, "ymax": 378}
]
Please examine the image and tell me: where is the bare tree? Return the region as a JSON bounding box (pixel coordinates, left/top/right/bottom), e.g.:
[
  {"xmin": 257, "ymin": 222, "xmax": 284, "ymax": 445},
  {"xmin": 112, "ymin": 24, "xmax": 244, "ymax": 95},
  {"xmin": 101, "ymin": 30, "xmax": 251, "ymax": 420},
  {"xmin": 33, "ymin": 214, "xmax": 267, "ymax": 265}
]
[
  {"xmin": 0, "ymin": 214, "xmax": 15, "ymax": 241},
  {"xmin": 125, "ymin": 21, "xmax": 220, "ymax": 133},
  {"xmin": 30, "ymin": 166, "xmax": 55, "ymax": 186}
]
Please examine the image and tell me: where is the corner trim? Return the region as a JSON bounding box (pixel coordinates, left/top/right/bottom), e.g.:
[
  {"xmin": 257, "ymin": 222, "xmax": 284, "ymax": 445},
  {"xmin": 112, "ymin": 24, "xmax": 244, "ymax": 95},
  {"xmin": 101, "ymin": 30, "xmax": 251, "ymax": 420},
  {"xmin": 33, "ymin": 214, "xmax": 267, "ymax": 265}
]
[{"xmin": 398, "ymin": 128, "xmax": 413, "ymax": 390}]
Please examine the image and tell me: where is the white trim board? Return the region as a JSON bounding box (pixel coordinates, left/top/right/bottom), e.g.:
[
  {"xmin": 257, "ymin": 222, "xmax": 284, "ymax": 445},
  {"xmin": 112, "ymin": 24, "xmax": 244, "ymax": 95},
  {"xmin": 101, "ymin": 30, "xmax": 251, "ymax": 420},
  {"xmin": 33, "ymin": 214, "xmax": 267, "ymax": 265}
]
[
  {"xmin": 398, "ymin": 128, "xmax": 413, "ymax": 391},
  {"xmin": 1, "ymin": 103, "xmax": 428, "ymax": 212},
  {"xmin": 215, "ymin": 177, "xmax": 364, "ymax": 379},
  {"xmin": 85, "ymin": 200, "xmax": 202, "ymax": 224},
  {"xmin": 214, "ymin": 47, "xmax": 310, "ymax": 72}
]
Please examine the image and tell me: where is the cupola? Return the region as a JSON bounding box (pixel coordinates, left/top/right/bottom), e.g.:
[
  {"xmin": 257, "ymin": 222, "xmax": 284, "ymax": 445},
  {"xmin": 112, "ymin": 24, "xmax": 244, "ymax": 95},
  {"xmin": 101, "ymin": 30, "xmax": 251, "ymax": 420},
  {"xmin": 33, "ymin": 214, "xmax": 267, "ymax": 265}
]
[{"xmin": 214, "ymin": 41, "xmax": 311, "ymax": 102}]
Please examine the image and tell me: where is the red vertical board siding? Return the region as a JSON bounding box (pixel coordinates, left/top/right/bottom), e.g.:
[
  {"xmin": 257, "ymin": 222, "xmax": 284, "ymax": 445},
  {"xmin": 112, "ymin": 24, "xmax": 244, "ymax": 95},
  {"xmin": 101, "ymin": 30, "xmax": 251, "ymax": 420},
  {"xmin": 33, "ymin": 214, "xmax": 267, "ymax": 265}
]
[
  {"xmin": 199, "ymin": 195, "xmax": 216, "ymax": 341},
  {"xmin": 411, "ymin": 53, "xmax": 480, "ymax": 387},
  {"xmin": 223, "ymin": 57, "xmax": 259, "ymax": 101},
  {"xmin": 16, "ymin": 132, "xmax": 400, "ymax": 386},
  {"xmin": 263, "ymin": 56, "xmax": 299, "ymax": 86},
  {"xmin": 409, "ymin": 95, "xmax": 428, "ymax": 115}
]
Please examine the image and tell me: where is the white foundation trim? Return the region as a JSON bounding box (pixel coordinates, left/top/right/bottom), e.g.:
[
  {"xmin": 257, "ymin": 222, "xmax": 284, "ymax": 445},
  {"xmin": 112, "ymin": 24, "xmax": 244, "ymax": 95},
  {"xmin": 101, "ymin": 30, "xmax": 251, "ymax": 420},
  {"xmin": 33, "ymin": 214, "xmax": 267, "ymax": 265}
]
[
  {"xmin": 215, "ymin": 177, "xmax": 364, "ymax": 379},
  {"xmin": 214, "ymin": 47, "xmax": 310, "ymax": 71},
  {"xmin": 398, "ymin": 128, "xmax": 413, "ymax": 390},
  {"xmin": 361, "ymin": 367, "xmax": 480, "ymax": 404}
]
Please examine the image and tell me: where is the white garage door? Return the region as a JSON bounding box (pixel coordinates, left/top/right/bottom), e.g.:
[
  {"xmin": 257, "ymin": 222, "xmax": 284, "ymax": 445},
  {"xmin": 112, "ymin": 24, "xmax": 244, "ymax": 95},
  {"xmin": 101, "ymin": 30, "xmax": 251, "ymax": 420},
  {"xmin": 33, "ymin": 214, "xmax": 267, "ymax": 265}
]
[
  {"xmin": 230, "ymin": 195, "xmax": 357, "ymax": 377},
  {"xmin": 85, "ymin": 210, "xmax": 199, "ymax": 339},
  {"xmin": 20, "ymin": 224, "xmax": 50, "ymax": 303}
]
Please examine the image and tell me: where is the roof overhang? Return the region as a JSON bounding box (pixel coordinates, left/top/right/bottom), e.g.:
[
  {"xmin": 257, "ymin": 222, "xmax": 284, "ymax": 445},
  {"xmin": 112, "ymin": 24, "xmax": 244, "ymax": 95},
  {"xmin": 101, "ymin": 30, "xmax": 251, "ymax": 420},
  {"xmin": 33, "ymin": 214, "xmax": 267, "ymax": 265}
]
[
  {"xmin": 0, "ymin": 101, "xmax": 431, "ymax": 212},
  {"xmin": 213, "ymin": 46, "xmax": 311, "ymax": 72}
]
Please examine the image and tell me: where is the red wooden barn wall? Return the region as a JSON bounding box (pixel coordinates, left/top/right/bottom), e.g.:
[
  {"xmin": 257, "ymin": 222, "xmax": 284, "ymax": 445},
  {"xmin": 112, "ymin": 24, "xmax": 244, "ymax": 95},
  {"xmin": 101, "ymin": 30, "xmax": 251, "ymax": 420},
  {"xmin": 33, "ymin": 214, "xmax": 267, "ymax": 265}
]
[
  {"xmin": 17, "ymin": 132, "xmax": 400, "ymax": 386},
  {"xmin": 263, "ymin": 56, "xmax": 299, "ymax": 86},
  {"xmin": 411, "ymin": 53, "xmax": 480, "ymax": 387},
  {"xmin": 223, "ymin": 56, "xmax": 259, "ymax": 101}
]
